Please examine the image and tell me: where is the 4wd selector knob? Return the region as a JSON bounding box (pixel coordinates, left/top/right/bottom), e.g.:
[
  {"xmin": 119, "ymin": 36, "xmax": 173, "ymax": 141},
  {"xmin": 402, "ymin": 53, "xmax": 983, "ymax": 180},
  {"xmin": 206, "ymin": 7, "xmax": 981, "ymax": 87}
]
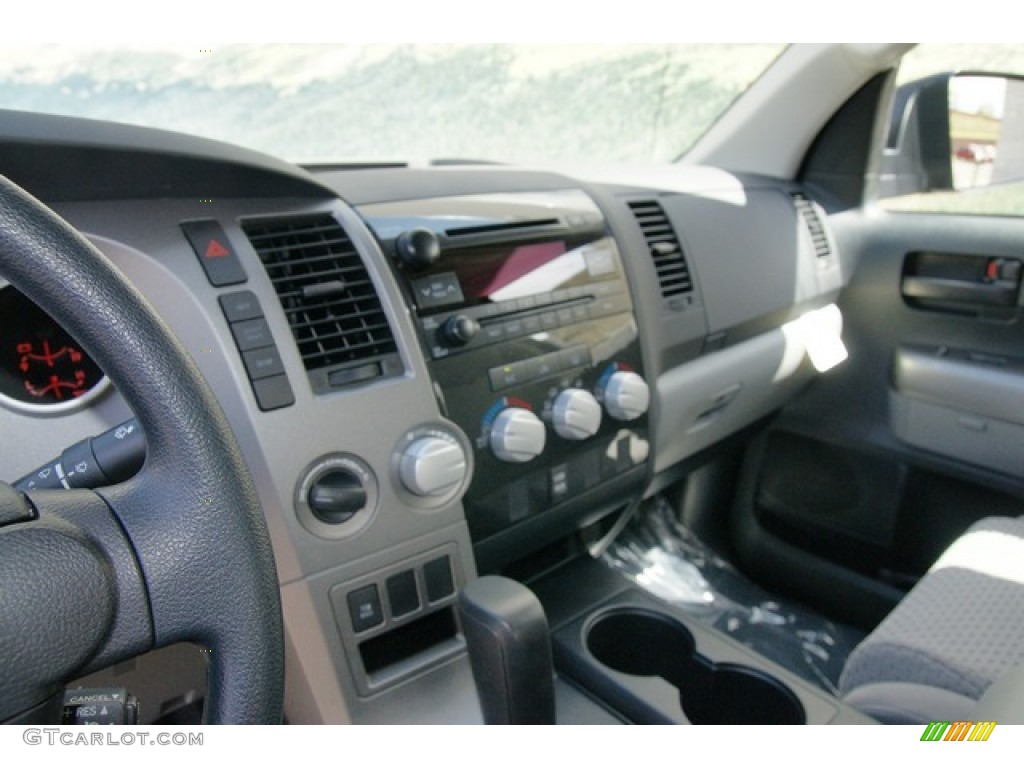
[
  {"xmin": 603, "ymin": 371, "xmax": 650, "ymax": 421},
  {"xmin": 551, "ymin": 388, "xmax": 602, "ymax": 440},
  {"xmin": 490, "ymin": 408, "xmax": 546, "ymax": 463},
  {"xmin": 399, "ymin": 436, "xmax": 468, "ymax": 497},
  {"xmin": 307, "ymin": 469, "xmax": 367, "ymax": 525}
]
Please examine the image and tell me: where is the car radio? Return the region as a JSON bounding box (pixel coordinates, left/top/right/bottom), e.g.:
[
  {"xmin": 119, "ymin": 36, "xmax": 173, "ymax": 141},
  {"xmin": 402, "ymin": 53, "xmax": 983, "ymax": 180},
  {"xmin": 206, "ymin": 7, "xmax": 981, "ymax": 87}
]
[{"xmin": 361, "ymin": 189, "xmax": 650, "ymax": 567}]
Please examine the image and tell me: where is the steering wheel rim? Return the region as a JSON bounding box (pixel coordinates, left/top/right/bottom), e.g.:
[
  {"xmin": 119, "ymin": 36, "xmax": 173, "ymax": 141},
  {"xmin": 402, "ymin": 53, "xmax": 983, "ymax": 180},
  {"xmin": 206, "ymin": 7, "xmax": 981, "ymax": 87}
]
[{"xmin": 0, "ymin": 175, "xmax": 284, "ymax": 723}]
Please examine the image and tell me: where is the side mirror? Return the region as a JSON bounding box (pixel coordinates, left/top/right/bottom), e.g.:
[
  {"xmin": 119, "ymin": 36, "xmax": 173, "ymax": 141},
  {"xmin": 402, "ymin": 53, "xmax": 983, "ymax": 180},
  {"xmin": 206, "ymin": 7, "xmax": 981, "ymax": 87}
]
[{"xmin": 879, "ymin": 72, "xmax": 1024, "ymax": 198}]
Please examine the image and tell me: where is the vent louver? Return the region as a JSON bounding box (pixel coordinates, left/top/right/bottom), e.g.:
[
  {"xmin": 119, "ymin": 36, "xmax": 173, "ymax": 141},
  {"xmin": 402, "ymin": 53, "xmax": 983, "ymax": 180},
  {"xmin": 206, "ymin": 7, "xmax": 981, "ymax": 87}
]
[
  {"xmin": 791, "ymin": 193, "xmax": 832, "ymax": 262},
  {"xmin": 243, "ymin": 214, "xmax": 399, "ymax": 388},
  {"xmin": 627, "ymin": 200, "xmax": 693, "ymax": 299}
]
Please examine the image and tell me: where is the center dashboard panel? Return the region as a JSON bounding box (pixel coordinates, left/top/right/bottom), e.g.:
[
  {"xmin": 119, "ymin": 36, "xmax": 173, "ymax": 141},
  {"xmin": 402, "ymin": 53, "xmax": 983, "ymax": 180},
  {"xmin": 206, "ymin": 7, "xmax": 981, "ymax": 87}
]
[{"xmin": 360, "ymin": 190, "xmax": 651, "ymax": 570}]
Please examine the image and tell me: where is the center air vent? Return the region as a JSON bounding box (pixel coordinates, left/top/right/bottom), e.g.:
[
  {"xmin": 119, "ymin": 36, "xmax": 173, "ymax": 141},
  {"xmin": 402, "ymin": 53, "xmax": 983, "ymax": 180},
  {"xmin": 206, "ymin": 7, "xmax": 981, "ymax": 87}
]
[
  {"xmin": 791, "ymin": 193, "xmax": 833, "ymax": 263},
  {"xmin": 243, "ymin": 214, "xmax": 401, "ymax": 392},
  {"xmin": 627, "ymin": 200, "xmax": 693, "ymax": 303}
]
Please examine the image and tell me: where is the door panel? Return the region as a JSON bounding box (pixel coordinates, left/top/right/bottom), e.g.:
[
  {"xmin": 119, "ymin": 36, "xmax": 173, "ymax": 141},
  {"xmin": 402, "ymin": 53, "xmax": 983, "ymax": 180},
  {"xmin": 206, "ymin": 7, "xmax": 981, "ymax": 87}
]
[{"xmin": 730, "ymin": 208, "xmax": 1024, "ymax": 630}]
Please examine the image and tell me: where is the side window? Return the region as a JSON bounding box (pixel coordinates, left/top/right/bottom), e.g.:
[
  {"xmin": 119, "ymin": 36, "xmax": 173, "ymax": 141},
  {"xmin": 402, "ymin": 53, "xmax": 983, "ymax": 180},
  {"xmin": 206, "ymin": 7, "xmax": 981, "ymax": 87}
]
[{"xmin": 879, "ymin": 44, "xmax": 1024, "ymax": 216}]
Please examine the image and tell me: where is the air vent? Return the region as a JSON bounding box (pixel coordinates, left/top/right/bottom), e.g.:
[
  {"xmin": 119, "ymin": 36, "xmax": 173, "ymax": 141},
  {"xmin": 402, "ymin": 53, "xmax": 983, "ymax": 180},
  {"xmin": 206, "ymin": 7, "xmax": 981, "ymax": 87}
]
[
  {"xmin": 792, "ymin": 193, "xmax": 832, "ymax": 262},
  {"xmin": 243, "ymin": 214, "xmax": 400, "ymax": 390},
  {"xmin": 627, "ymin": 200, "xmax": 693, "ymax": 300}
]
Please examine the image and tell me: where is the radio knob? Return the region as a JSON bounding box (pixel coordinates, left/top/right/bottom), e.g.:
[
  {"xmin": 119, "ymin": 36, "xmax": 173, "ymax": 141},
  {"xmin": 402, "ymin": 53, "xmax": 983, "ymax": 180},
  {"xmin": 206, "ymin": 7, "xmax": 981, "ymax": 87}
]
[
  {"xmin": 552, "ymin": 388, "xmax": 602, "ymax": 440},
  {"xmin": 603, "ymin": 371, "xmax": 650, "ymax": 421},
  {"xmin": 399, "ymin": 436, "xmax": 468, "ymax": 497},
  {"xmin": 442, "ymin": 314, "xmax": 479, "ymax": 347},
  {"xmin": 490, "ymin": 408, "xmax": 546, "ymax": 463},
  {"xmin": 395, "ymin": 228, "xmax": 441, "ymax": 269}
]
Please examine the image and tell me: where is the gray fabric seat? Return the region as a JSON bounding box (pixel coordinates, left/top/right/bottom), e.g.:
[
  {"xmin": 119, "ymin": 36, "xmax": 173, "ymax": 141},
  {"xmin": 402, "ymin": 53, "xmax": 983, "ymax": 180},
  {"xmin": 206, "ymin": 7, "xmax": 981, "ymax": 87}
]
[{"xmin": 839, "ymin": 515, "xmax": 1024, "ymax": 724}]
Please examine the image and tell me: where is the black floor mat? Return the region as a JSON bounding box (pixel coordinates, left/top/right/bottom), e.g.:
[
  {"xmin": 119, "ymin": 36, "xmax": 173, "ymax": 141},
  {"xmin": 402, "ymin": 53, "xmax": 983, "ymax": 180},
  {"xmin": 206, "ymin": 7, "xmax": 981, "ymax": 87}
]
[{"xmin": 600, "ymin": 496, "xmax": 865, "ymax": 695}]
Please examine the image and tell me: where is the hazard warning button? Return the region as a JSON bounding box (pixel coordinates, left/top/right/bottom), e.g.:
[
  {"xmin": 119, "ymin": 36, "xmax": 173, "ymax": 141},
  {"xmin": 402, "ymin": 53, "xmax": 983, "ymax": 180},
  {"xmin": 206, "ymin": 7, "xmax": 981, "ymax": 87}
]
[{"xmin": 181, "ymin": 219, "xmax": 248, "ymax": 287}]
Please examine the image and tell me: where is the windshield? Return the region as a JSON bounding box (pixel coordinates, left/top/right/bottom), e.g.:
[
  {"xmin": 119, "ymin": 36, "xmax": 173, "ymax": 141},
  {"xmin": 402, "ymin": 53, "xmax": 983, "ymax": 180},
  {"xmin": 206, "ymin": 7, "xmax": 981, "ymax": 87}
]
[{"xmin": 0, "ymin": 44, "xmax": 784, "ymax": 165}]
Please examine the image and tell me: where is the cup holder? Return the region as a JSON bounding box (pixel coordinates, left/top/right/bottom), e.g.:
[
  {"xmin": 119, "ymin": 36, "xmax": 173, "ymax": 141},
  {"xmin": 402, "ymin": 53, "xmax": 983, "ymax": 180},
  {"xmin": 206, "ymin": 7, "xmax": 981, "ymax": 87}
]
[{"xmin": 585, "ymin": 608, "xmax": 805, "ymax": 724}]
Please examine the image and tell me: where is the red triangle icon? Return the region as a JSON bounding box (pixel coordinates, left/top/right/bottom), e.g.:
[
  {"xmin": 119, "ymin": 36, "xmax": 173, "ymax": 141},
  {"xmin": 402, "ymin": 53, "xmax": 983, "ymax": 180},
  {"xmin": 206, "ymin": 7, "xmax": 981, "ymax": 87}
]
[{"xmin": 205, "ymin": 239, "xmax": 230, "ymax": 259}]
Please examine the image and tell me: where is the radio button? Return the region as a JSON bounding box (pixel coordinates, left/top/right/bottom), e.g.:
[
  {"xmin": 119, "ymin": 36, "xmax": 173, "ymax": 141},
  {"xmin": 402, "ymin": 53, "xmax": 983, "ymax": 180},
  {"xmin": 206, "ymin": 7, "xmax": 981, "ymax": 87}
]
[
  {"xmin": 490, "ymin": 408, "xmax": 547, "ymax": 463},
  {"xmin": 591, "ymin": 292, "xmax": 631, "ymax": 319},
  {"xmin": 481, "ymin": 322, "xmax": 506, "ymax": 344},
  {"xmin": 552, "ymin": 389, "xmax": 602, "ymax": 441}
]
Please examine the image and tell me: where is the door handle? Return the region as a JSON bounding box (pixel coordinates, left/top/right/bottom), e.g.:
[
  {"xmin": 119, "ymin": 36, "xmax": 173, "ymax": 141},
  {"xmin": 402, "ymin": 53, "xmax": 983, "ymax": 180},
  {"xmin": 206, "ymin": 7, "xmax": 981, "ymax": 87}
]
[{"xmin": 901, "ymin": 276, "xmax": 1018, "ymax": 306}]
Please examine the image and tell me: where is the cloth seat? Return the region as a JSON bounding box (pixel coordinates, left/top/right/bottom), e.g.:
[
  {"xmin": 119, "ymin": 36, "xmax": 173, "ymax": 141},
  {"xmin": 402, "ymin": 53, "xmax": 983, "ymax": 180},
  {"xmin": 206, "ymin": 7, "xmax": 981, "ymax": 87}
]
[{"xmin": 839, "ymin": 515, "xmax": 1024, "ymax": 724}]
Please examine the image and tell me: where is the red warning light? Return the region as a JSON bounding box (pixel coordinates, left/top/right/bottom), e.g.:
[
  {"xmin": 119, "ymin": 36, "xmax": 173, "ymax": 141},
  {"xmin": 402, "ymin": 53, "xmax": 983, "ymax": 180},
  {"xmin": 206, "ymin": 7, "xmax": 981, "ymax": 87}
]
[{"xmin": 205, "ymin": 239, "xmax": 230, "ymax": 259}]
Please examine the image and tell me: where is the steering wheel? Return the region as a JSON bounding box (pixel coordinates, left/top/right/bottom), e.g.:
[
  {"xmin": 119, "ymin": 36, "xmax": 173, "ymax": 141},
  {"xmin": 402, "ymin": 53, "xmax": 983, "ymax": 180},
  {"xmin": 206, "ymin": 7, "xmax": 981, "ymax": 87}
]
[{"xmin": 0, "ymin": 176, "xmax": 284, "ymax": 723}]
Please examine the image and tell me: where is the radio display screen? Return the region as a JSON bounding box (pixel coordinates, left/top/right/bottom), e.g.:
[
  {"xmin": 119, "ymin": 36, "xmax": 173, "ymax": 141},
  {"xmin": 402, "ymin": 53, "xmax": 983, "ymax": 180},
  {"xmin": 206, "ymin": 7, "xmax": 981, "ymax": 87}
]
[{"xmin": 410, "ymin": 237, "xmax": 619, "ymax": 313}]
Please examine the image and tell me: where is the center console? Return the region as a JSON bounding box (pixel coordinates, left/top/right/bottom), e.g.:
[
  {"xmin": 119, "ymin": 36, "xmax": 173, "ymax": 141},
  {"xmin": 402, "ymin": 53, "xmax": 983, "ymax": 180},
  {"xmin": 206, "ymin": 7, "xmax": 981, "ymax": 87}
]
[
  {"xmin": 530, "ymin": 557, "xmax": 875, "ymax": 725},
  {"xmin": 361, "ymin": 190, "xmax": 651, "ymax": 570}
]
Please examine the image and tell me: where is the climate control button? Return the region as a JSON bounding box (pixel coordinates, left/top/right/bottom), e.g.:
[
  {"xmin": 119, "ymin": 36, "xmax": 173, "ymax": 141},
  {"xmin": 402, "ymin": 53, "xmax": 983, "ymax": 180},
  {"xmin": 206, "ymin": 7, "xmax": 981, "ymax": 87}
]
[
  {"xmin": 490, "ymin": 408, "xmax": 546, "ymax": 463},
  {"xmin": 603, "ymin": 371, "xmax": 650, "ymax": 421},
  {"xmin": 551, "ymin": 388, "xmax": 602, "ymax": 440}
]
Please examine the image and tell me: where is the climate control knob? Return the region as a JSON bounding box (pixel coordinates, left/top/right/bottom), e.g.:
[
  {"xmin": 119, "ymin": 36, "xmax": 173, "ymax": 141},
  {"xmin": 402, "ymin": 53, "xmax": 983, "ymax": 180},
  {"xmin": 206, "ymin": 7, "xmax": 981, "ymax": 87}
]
[
  {"xmin": 399, "ymin": 436, "xmax": 468, "ymax": 497},
  {"xmin": 551, "ymin": 388, "xmax": 602, "ymax": 440},
  {"xmin": 603, "ymin": 371, "xmax": 650, "ymax": 421},
  {"xmin": 490, "ymin": 408, "xmax": 546, "ymax": 463}
]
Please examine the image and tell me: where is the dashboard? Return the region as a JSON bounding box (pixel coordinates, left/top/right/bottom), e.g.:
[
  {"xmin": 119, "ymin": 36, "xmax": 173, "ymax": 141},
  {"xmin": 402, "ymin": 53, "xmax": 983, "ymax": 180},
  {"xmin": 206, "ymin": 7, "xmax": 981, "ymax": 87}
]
[{"xmin": 0, "ymin": 111, "xmax": 846, "ymax": 723}]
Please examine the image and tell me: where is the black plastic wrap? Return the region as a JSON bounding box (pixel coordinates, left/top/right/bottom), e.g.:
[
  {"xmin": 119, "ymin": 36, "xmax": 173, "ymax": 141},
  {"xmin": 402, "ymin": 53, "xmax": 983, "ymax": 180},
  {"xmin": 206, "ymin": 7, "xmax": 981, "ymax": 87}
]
[{"xmin": 601, "ymin": 496, "xmax": 864, "ymax": 695}]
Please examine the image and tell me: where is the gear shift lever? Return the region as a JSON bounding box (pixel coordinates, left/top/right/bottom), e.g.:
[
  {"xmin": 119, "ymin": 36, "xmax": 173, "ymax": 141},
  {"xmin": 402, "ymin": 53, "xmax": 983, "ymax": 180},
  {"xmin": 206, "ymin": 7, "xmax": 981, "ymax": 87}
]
[{"xmin": 457, "ymin": 575, "xmax": 556, "ymax": 724}]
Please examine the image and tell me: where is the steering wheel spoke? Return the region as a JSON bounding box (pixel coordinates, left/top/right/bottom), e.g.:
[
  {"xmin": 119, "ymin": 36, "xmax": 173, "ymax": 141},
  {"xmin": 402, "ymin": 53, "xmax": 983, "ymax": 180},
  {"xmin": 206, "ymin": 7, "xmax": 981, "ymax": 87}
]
[{"xmin": 0, "ymin": 487, "xmax": 152, "ymax": 721}]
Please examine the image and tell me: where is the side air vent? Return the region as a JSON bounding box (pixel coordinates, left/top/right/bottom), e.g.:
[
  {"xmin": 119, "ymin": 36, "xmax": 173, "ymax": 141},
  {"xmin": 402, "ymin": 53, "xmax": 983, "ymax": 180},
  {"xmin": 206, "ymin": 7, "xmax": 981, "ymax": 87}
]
[
  {"xmin": 791, "ymin": 193, "xmax": 833, "ymax": 262},
  {"xmin": 627, "ymin": 200, "xmax": 693, "ymax": 301},
  {"xmin": 243, "ymin": 214, "xmax": 401, "ymax": 392}
]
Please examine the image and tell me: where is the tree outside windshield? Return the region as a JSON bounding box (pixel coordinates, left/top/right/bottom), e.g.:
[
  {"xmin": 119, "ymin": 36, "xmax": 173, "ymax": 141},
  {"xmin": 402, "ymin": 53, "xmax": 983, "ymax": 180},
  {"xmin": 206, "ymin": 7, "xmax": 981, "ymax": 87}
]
[{"xmin": 0, "ymin": 44, "xmax": 784, "ymax": 164}]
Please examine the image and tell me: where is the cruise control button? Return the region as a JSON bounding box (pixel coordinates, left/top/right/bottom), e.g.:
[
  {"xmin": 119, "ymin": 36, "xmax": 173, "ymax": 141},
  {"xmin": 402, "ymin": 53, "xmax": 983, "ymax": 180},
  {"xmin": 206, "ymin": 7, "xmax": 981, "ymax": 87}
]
[{"xmin": 181, "ymin": 220, "xmax": 247, "ymax": 287}]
